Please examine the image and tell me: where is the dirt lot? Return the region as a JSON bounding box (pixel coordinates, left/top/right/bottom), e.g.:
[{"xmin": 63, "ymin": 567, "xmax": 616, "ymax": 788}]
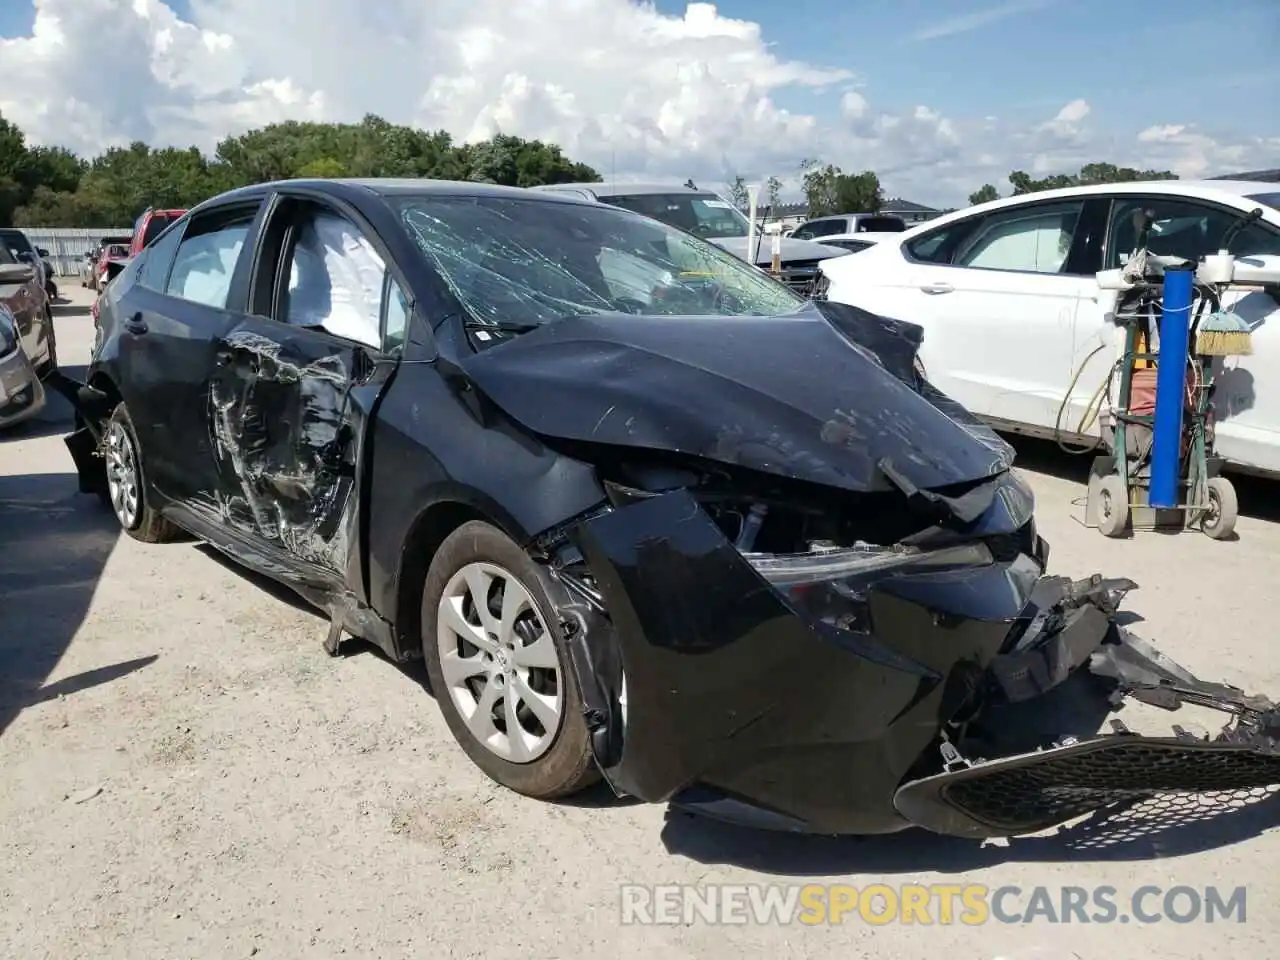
[{"xmin": 3, "ymin": 286, "xmax": 1279, "ymax": 959}]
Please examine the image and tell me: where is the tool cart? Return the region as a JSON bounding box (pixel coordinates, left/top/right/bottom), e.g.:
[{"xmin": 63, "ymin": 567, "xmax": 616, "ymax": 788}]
[{"xmin": 1084, "ymin": 209, "xmax": 1265, "ymax": 540}]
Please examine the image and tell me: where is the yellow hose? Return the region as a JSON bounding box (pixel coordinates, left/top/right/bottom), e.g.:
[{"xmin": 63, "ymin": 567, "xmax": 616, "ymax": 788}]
[{"xmin": 1053, "ymin": 344, "xmax": 1114, "ymax": 454}]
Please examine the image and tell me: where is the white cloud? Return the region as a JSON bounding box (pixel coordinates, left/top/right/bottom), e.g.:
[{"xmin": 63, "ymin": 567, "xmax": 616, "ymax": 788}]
[
  {"xmin": 0, "ymin": 0, "xmax": 1274, "ymax": 207},
  {"xmin": 908, "ymin": 0, "xmax": 1049, "ymax": 42}
]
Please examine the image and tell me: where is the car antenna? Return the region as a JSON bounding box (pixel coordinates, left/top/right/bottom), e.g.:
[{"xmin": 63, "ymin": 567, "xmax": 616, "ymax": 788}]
[{"xmin": 684, "ymin": 179, "xmax": 697, "ymax": 190}]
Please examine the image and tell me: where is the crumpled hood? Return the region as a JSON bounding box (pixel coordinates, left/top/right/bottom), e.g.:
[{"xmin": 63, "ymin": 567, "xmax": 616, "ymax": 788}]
[
  {"xmin": 457, "ymin": 302, "xmax": 1014, "ymax": 495},
  {"xmin": 710, "ymin": 235, "xmax": 850, "ymax": 265}
]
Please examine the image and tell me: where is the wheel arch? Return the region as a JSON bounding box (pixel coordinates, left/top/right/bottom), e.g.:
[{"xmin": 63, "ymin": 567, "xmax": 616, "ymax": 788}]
[{"xmin": 389, "ymin": 487, "xmax": 534, "ymax": 660}]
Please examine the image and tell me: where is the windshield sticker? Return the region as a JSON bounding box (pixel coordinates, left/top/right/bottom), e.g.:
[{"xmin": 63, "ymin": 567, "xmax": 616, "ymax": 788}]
[{"xmin": 701, "ymin": 200, "xmax": 733, "ymax": 209}]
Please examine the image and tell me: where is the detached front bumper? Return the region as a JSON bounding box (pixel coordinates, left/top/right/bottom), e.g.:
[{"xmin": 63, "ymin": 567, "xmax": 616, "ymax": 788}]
[{"xmin": 558, "ymin": 490, "xmax": 1280, "ymax": 838}]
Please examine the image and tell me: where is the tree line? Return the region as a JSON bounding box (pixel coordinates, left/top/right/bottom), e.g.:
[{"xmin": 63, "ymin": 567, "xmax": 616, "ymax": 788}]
[
  {"xmin": 731, "ymin": 160, "xmax": 1182, "ymax": 220},
  {"xmin": 1, "ymin": 104, "xmax": 1185, "ymax": 228},
  {"xmin": 0, "ymin": 112, "xmax": 602, "ymax": 228},
  {"xmin": 967, "ymin": 163, "xmax": 1178, "ymax": 206}
]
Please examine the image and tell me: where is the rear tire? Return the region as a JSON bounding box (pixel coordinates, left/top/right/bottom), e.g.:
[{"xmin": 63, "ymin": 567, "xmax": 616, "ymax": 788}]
[
  {"xmin": 421, "ymin": 520, "xmax": 599, "ymax": 800},
  {"xmin": 103, "ymin": 402, "xmax": 181, "ymax": 543}
]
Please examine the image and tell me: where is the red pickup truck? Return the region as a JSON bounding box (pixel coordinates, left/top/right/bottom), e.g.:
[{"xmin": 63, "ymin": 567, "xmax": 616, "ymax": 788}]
[
  {"xmin": 98, "ymin": 207, "xmax": 188, "ymax": 290},
  {"xmin": 129, "ymin": 207, "xmax": 187, "ymax": 257}
]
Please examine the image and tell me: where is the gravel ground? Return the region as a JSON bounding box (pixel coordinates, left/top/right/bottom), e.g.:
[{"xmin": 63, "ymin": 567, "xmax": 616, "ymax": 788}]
[{"xmin": 2, "ymin": 286, "xmax": 1278, "ymax": 959}]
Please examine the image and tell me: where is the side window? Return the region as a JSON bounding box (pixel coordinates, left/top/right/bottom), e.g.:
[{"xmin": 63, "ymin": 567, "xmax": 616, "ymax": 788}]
[
  {"xmin": 798, "ymin": 220, "xmax": 844, "ymax": 239},
  {"xmin": 383, "ymin": 275, "xmax": 410, "ymax": 352},
  {"xmin": 281, "ymin": 209, "xmax": 387, "ymax": 350},
  {"xmin": 953, "ymin": 200, "xmax": 1084, "ymax": 274},
  {"xmin": 164, "ymin": 208, "xmax": 256, "ymax": 308},
  {"xmin": 905, "ymin": 220, "xmax": 976, "ymax": 264},
  {"xmin": 1108, "ymin": 197, "xmax": 1280, "ymax": 267},
  {"xmin": 136, "ymin": 220, "xmax": 186, "ymax": 291}
]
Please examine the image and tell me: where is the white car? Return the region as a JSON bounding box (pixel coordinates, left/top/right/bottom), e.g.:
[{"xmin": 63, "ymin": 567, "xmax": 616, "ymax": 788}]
[
  {"xmin": 819, "ymin": 179, "xmax": 1280, "ymax": 478},
  {"xmin": 808, "ymin": 231, "xmax": 901, "ymax": 253},
  {"xmin": 790, "ymin": 213, "xmax": 908, "ymax": 240}
]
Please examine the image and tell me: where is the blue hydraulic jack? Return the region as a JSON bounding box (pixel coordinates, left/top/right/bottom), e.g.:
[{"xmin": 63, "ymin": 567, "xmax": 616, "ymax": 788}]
[{"xmin": 1085, "ymin": 246, "xmax": 1238, "ymax": 540}]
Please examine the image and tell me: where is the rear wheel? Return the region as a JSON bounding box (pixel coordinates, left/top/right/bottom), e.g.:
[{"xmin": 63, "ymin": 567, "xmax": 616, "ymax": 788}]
[
  {"xmin": 1201, "ymin": 476, "xmax": 1238, "ymax": 540},
  {"xmin": 103, "ymin": 403, "xmax": 181, "ymax": 543},
  {"xmin": 421, "ymin": 520, "xmax": 598, "ymax": 799},
  {"xmin": 1096, "ymin": 474, "xmax": 1129, "ymax": 538}
]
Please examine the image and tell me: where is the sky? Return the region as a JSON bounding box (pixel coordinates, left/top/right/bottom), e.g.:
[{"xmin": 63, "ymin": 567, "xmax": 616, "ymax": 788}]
[{"xmin": 0, "ymin": 0, "xmax": 1277, "ymax": 206}]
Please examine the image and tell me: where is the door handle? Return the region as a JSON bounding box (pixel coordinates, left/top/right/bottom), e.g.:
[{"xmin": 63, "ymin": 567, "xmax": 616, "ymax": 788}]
[
  {"xmin": 919, "ymin": 282, "xmax": 953, "ymax": 295},
  {"xmin": 123, "ymin": 313, "xmax": 148, "ymax": 334}
]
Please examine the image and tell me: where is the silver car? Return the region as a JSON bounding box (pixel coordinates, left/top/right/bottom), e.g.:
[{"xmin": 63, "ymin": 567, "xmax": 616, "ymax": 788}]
[{"xmin": 0, "ymin": 248, "xmax": 56, "ymax": 428}]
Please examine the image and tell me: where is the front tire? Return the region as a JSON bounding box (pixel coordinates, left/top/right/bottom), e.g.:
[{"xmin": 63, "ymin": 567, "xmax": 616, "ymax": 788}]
[
  {"xmin": 103, "ymin": 402, "xmax": 181, "ymax": 543},
  {"xmin": 421, "ymin": 520, "xmax": 598, "ymax": 799}
]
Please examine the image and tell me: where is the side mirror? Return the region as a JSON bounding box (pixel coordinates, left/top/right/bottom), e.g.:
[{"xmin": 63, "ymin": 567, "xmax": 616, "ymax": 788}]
[
  {"xmin": 36, "ymin": 247, "xmax": 50, "ymax": 258},
  {"xmin": 1231, "ymin": 254, "xmax": 1280, "ymax": 288}
]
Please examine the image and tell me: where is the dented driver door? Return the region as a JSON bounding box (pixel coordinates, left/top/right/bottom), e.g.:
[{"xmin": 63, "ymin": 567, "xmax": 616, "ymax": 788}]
[{"xmin": 205, "ymin": 194, "xmax": 402, "ymax": 592}]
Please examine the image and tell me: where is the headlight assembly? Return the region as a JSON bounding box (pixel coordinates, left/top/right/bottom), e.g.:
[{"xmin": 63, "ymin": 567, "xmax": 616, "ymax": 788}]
[{"xmin": 744, "ymin": 541, "xmax": 994, "ymax": 634}]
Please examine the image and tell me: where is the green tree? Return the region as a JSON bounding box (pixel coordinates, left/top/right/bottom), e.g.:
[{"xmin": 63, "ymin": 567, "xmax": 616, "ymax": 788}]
[
  {"xmin": 969, "ymin": 184, "xmax": 999, "ymax": 206},
  {"xmin": 728, "ymin": 175, "xmax": 748, "ymax": 210},
  {"xmin": 296, "ymin": 157, "xmax": 348, "ymax": 178},
  {"xmin": 800, "ymin": 160, "xmax": 883, "ymax": 217},
  {"xmin": 764, "ymin": 175, "xmax": 783, "ymax": 211},
  {"xmin": 1001, "ymin": 163, "xmax": 1179, "ymax": 198},
  {"xmin": 1, "ymin": 112, "xmax": 602, "ymax": 227}
]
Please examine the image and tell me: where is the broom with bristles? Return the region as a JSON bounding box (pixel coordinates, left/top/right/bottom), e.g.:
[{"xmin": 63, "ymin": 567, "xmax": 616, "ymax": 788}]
[{"xmin": 1196, "ymin": 309, "xmax": 1253, "ymax": 356}]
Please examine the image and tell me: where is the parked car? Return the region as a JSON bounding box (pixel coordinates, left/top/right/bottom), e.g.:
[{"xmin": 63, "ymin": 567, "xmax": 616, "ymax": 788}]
[
  {"xmin": 529, "ymin": 182, "xmax": 850, "ymax": 296},
  {"xmin": 80, "ymin": 250, "xmax": 98, "ymax": 288},
  {"xmin": 93, "ymin": 244, "xmax": 132, "ymax": 293},
  {"xmin": 83, "ymin": 235, "xmax": 134, "ymax": 288},
  {"xmin": 808, "ymin": 231, "xmax": 900, "ymax": 254},
  {"xmin": 60, "ymin": 177, "xmax": 1280, "ymax": 837},
  {"xmin": 0, "ymin": 243, "xmax": 56, "ymax": 427},
  {"xmin": 819, "ymin": 179, "xmax": 1280, "ymax": 478},
  {"xmin": 791, "ymin": 213, "xmax": 908, "ymax": 240},
  {"xmin": 0, "ymin": 227, "xmax": 58, "ymax": 300},
  {"xmin": 129, "ymin": 207, "xmax": 187, "ymax": 258}
]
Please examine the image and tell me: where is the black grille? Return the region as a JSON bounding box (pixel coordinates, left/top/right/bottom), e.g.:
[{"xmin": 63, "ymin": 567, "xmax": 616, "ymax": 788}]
[
  {"xmin": 767, "ymin": 259, "xmax": 823, "ymax": 296},
  {"xmin": 920, "ymin": 738, "xmax": 1280, "ymax": 836}
]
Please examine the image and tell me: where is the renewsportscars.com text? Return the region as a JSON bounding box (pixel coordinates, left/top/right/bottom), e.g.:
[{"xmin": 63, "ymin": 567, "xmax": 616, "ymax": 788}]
[{"xmin": 619, "ymin": 883, "xmax": 1247, "ymax": 926}]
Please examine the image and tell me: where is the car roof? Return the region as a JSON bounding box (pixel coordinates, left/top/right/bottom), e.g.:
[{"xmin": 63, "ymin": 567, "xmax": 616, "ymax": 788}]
[
  {"xmin": 530, "ymin": 181, "xmax": 720, "ymax": 198},
  {"xmin": 199, "ymin": 177, "xmax": 604, "ymax": 210},
  {"xmin": 821, "ymin": 232, "xmax": 897, "ymax": 242},
  {"xmin": 915, "ymin": 179, "xmax": 1279, "ymax": 231}
]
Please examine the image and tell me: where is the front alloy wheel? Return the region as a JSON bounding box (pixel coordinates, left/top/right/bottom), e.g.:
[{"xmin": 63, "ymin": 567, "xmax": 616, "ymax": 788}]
[
  {"xmin": 421, "ymin": 520, "xmax": 598, "ymax": 799},
  {"xmin": 437, "ymin": 561, "xmax": 564, "ymax": 763}
]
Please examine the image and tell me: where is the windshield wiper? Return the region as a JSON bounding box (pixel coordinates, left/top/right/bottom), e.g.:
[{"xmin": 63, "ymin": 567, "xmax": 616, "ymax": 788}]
[{"xmin": 463, "ymin": 318, "xmax": 542, "ymax": 334}]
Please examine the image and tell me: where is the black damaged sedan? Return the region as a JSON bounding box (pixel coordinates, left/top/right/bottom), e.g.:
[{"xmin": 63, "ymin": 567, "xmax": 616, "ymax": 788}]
[{"xmin": 58, "ymin": 178, "xmax": 1280, "ymax": 838}]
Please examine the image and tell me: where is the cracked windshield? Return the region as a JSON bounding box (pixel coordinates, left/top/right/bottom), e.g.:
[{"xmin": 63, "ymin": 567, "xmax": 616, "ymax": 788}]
[{"xmin": 400, "ymin": 196, "xmax": 803, "ymax": 332}]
